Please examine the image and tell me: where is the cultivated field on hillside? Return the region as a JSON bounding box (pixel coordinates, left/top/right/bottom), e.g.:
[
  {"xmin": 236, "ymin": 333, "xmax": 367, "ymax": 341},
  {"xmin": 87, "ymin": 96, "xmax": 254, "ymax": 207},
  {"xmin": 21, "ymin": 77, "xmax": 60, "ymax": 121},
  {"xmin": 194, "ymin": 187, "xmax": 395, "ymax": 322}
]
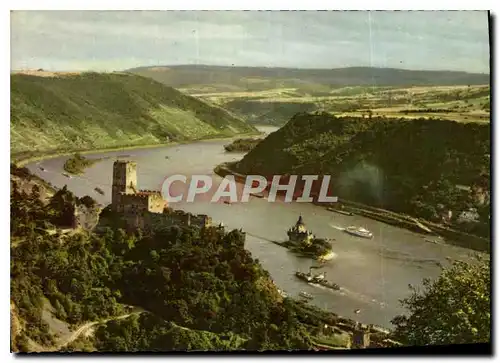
[
  {"xmin": 184, "ymin": 84, "xmax": 490, "ymax": 126},
  {"xmin": 129, "ymin": 65, "xmax": 490, "ymax": 126}
]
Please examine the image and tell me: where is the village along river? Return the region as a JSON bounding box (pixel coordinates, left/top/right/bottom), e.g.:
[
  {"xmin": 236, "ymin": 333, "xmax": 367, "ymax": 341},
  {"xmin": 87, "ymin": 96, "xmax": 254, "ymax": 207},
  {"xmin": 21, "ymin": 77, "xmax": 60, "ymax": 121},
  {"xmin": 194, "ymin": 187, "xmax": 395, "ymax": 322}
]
[{"xmin": 26, "ymin": 126, "xmax": 481, "ymax": 329}]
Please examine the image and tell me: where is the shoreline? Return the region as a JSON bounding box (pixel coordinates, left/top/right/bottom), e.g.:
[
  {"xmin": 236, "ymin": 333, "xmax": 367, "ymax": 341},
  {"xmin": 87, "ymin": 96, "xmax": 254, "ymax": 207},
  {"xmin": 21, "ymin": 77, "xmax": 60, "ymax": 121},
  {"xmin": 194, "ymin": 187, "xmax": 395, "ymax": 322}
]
[
  {"xmin": 214, "ymin": 162, "xmax": 490, "ymax": 254},
  {"xmin": 13, "ymin": 131, "xmax": 263, "ymax": 167}
]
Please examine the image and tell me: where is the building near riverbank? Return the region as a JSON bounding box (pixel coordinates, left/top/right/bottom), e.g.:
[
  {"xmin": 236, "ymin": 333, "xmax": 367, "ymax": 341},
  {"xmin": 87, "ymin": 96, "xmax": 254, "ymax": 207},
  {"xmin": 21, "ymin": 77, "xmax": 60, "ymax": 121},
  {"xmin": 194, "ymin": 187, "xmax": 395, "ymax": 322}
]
[{"xmin": 111, "ymin": 160, "xmax": 212, "ymax": 230}]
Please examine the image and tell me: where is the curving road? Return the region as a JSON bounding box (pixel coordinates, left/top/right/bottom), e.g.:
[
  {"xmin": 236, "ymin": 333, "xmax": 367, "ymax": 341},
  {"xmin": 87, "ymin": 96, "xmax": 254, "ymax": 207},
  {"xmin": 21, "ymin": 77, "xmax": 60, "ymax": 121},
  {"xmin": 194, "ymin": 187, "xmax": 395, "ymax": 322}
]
[
  {"xmin": 27, "ymin": 309, "xmax": 144, "ymax": 352},
  {"xmin": 26, "ymin": 126, "xmax": 482, "ymax": 329},
  {"xmin": 56, "ymin": 311, "xmax": 143, "ymax": 350}
]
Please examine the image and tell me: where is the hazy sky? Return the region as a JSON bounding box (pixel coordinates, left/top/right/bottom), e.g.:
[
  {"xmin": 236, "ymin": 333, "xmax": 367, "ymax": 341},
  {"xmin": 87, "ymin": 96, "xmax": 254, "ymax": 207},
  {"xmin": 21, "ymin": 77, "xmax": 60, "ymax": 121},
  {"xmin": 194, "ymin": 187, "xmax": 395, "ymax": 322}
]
[{"xmin": 11, "ymin": 10, "xmax": 490, "ymax": 73}]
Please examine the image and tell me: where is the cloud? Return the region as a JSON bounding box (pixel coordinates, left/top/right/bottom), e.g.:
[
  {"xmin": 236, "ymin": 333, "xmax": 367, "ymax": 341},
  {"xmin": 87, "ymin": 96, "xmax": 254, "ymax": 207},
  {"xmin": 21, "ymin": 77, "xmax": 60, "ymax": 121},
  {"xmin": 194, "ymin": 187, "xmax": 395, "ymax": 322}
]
[{"xmin": 10, "ymin": 10, "xmax": 490, "ymax": 73}]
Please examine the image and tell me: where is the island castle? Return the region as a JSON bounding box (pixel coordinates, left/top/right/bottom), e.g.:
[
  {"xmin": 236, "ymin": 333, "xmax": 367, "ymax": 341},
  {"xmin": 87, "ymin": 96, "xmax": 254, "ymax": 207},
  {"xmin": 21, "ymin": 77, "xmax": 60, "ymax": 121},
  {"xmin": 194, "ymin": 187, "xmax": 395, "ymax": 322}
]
[
  {"xmin": 287, "ymin": 215, "xmax": 315, "ymax": 246},
  {"xmin": 111, "ymin": 160, "xmax": 212, "ymax": 231}
]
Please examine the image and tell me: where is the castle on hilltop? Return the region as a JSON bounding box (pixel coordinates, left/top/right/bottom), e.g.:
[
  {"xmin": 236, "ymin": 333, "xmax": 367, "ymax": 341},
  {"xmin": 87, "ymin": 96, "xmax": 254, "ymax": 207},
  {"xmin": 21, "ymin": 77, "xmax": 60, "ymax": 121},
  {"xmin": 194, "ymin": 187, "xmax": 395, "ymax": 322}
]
[
  {"xmin": 110, "ymin": 160, "xmax": 212, "ymax": 230},
  {"xmin": 111, "ymin": 160, "xmax": 166, "ymax": 214}
]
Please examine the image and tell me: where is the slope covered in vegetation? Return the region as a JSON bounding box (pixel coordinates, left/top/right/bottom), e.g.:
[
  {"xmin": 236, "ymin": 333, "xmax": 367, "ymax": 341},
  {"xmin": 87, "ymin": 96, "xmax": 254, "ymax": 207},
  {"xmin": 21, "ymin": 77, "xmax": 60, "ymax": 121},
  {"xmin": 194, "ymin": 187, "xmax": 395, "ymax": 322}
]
[
  {"xmin": 10, "ymin": 165, "xmax": 490, "ymax": 352},
  {"xmin": 11, "ymin": 72, "xmax": 257, "ymax": 157},
  {"xmin": 234, "ymin": 113, "xmax": 490, "ymax": 238},
  {"xmin": 10, "ymin": 171, "xmax": 313, "ymax": 351}
]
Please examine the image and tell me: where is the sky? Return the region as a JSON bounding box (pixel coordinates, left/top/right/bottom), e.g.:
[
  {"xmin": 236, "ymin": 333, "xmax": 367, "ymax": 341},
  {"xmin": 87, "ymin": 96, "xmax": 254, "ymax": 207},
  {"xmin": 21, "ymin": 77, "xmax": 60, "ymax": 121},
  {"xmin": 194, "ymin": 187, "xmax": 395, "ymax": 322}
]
[{"xmin": 10, "ymin": 10, "xmax": 490, "ymax": 73}]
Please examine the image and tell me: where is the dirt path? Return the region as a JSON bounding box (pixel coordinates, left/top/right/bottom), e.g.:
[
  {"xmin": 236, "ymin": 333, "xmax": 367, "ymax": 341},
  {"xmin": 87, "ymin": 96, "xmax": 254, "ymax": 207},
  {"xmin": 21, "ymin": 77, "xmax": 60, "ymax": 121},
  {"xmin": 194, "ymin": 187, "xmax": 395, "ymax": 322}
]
[
  {"xmin": 30, "ymin": 309, "xmax": 144, "ymax": 352},
  {"xmin": 58, "ymin": 309, "xmax": 145, "ymax": 350}
]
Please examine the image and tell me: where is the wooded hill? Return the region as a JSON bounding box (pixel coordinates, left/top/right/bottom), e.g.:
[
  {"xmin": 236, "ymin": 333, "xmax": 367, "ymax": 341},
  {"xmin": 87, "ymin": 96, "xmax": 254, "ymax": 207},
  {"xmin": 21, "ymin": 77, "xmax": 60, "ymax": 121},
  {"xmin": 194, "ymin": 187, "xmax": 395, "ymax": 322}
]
[
  {"xmin": 10, "ymin": 165, "xmax": 311, "ymax": 351},
  {"xmin": 10, "ymin": 72, "xmax": 256, "ymax": 158},
  {"xmin": 234, "ymin": 113, "xmax": 490, "ymax": 238}
]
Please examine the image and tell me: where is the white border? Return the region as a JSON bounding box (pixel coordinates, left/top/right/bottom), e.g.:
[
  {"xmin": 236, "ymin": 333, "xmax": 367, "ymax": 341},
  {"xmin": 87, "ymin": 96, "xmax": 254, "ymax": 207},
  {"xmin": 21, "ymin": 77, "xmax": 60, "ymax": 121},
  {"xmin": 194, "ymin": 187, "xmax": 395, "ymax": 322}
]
[
  {"xmin": 4, "ymin": 1, "xmax": 500, "ymax": 10},
  {"xmin": 2, "ymin": 2, "xmax": 497, "ymax": 363}
]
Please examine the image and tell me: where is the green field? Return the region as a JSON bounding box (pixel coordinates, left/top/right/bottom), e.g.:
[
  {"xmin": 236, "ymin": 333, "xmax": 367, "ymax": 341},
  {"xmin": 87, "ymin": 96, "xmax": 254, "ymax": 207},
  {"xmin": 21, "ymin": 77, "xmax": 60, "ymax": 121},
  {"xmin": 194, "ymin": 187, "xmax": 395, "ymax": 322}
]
[
  {"xmin": 128, "ymin": 66, "xmax": 490, "ymax": 126},
  {"xmin": 187, "ymin": 84, "xmax": 490, "ymax": 126}
]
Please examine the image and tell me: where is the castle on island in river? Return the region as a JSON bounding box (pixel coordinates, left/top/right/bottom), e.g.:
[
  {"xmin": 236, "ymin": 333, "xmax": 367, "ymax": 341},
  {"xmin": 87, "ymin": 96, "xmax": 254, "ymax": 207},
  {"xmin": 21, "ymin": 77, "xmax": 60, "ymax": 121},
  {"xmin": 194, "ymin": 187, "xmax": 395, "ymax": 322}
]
[
  {"xmin": 111, "ymin": 160, "xmax": 212, "ymax": 230},
  {"xmin": 287, "ymin": 215, "xmax": 315, "ymax": 246}
]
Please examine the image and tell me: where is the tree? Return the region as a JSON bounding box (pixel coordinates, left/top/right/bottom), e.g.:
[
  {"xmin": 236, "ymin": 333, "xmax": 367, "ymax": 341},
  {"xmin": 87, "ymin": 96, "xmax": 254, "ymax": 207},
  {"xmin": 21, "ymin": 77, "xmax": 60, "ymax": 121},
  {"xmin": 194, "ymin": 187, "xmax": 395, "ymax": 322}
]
[
  {"xmin": 391, "ymin": 256, "xmax": 490, "ymax": 346},
  {"xmin": 79, "ymin": 195, "xmax": 96, "ymax": 209}
]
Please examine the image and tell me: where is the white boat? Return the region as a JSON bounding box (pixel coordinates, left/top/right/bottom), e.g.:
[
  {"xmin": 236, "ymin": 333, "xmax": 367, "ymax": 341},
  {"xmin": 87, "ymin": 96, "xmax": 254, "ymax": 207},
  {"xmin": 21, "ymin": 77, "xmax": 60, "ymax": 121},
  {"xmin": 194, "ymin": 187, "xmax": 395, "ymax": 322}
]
[
  {"xmin": 299, "ymin": 291, "xmax": 313, "ymax": 300},
  {"xmin": 344, "ymin": 226, "xmax": 373, "ymax": 239}
]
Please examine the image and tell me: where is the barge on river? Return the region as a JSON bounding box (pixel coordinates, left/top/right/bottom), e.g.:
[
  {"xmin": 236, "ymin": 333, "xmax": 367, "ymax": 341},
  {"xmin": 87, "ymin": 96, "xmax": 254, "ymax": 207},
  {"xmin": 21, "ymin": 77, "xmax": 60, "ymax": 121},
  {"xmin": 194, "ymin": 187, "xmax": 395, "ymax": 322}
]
[
  {"xmin": 327, "ymin": 207, "xmax": 353, "ymax": 216},
  {"xmin": 295, "ymin": 268, "xmax": 340, "ymax": 291},
  {"xmin": 299, "ymin": 291, "xmax": 314, "ymax": 300}
]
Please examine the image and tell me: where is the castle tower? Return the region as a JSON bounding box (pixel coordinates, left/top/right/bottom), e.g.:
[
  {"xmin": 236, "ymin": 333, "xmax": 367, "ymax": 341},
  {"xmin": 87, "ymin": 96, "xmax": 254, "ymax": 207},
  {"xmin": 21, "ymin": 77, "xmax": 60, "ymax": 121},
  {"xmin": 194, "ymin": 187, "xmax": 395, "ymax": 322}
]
[
  {"xmin": 295, "ymin": 215, "xmax": 307, "ymax": 233},
  {"xmin": 112, "ymin": 160, "xmax": 138, "ymax": 212},
  {"xmin": 287, "ymin": 215, "xmax": 314, "ymax": 245}
]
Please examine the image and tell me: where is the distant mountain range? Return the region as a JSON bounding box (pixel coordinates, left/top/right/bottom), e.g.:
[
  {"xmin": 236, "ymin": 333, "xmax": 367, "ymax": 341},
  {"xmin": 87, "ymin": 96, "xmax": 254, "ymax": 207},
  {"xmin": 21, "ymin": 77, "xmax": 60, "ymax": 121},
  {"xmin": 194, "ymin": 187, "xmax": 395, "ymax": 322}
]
[{"xmin": 127, "ymin": 65, "xmax": 490, "ymax": 91}]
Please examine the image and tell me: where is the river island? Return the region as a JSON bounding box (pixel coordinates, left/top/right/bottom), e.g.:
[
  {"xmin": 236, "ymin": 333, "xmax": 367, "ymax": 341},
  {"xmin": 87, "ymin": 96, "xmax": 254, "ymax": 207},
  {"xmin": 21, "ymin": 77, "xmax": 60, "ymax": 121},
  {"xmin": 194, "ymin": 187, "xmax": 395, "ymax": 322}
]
[{"xmin": 273, "ymin": 215, "xmax": 335, "ymax": 261}]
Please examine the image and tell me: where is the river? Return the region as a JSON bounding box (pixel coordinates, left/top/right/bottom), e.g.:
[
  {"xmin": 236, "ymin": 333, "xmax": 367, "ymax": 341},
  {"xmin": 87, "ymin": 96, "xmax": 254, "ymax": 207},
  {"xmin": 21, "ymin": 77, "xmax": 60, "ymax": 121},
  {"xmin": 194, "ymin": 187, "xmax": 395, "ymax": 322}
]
[{"xmin": 26, "ymin": 126, "xmax": 480, "ymax": 329}]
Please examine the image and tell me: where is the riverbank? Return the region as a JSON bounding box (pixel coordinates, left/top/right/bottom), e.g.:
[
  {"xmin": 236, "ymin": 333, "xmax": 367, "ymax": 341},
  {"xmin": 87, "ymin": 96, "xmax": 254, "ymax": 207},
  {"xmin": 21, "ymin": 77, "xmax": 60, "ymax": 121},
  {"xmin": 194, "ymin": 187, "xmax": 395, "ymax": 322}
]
[
  {"xmin": 329, "ymin": 199, "xmax": 490, "ymax": 253},
  {"xmin": 13, "ymin": 131, "xmax": 263, "ymax": 167},
  {"xmin": 214, "ymin": 161, "xmax": 490, "ymax": 254},
  {"xmin": 288, "ymin": 299, "xmax": 399, "ymax": 349}
]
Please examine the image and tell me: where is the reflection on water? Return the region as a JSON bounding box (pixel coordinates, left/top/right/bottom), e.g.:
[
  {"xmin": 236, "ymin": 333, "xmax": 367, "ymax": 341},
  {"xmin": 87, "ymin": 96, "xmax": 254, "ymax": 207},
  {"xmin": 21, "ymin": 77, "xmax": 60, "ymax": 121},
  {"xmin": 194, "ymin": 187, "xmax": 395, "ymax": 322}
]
[{"xmin": 27, "ymin": 126, "xmax": 481, "ymax": 328}]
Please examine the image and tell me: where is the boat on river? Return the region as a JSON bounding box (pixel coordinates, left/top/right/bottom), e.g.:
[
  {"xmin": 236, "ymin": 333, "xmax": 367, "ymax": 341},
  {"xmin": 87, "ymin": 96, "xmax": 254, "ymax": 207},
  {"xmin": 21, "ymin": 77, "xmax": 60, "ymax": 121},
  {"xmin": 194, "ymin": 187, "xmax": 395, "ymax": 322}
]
[
  {"xmin": 299, "ymin": 291, "xmax": 313, "ymax": 300},
  {"xmin": 295, "ymin": 268, "xmax": 340, "ymax": 291},
  {"xmin": 94, "ymin": 187, "xmax": 105, "ymax": 195},
  {"xmin": 327, "ymin": 207, "xmax": 353, "ymax": 216},
  {"xmin": 344, "ymin": 226, "xmax": 373, "ymax": 239}
]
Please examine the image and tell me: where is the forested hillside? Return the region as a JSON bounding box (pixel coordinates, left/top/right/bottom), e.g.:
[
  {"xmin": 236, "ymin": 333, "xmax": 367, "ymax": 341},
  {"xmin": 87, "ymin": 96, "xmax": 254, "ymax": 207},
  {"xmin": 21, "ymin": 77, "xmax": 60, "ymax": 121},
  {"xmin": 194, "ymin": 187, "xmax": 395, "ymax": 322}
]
[
  {"xmin": 234, "ymin": 113, "xmax": 490, "ymax": 237},
  {"xmin": 10, "ymin": 162, "xmax": 491, "ymax": 352},
  {"xmin": 10, "ymin": 72, "xmax": 256, "ymax": 158},
  {"xmin": 10, "ymin": 166, "xmax": 312, "ymax": 352}
]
